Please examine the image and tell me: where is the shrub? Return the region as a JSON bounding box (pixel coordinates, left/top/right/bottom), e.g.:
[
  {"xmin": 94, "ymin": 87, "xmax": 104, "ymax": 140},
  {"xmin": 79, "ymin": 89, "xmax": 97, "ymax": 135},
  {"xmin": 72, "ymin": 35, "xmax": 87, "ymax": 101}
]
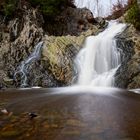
[
  {"xmin": 29, "ymin": 0, "xmax": 74, "ymax": 17},
  {"xmin": 125, "ymin": 2, "xmax": 140, "ymax": 30},
  {"xmin": 2, "ymin": 0, "xmax": 17, "ymax": 16},
  {"xmin": 0, "ymin": 0, "xmax": 74, "ymax": 18}
]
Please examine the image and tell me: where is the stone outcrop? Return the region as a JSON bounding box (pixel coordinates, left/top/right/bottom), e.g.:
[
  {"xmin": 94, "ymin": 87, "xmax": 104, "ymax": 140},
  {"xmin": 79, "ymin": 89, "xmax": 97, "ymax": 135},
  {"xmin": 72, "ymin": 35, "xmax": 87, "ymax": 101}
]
[
  {"xmin": 0, "ymin": 4, "xmax": 101, "ymax": 88},
  {"xmin": 0, "ymin": 6, "xmax": 44, "ymax": 88},
  {"xmin": 42, "ymin": 29, "xmax": 99, "ymax": 87},
  {"xmin": 115, "ymin": 25, "xmax": 140, "ymax": 89},
  {"xmin": 45, "ymin": 7, "xmax": 100, "ymax": 36}
]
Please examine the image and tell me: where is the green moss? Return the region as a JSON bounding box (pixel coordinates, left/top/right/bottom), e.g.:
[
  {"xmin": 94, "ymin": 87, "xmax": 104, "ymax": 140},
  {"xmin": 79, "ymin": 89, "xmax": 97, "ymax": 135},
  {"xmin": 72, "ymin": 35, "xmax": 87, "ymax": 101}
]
[
  {"xmin": 125, "ymin": 2, "xmax": 140, "ymax": 30},
  {"xmin": 30, "ymin": 0, "xmax": 73, "ymax": 17},
  {"xmin": 1, "ymin": 130, "xmax": 21, "ymax": 138},
  {"xmin": 1, "ymin": 0, "xmax": 17, "ymax": 17},
  {"xmin": 1, "ymin": 0, "xmax": 74, "ymax": 18}
]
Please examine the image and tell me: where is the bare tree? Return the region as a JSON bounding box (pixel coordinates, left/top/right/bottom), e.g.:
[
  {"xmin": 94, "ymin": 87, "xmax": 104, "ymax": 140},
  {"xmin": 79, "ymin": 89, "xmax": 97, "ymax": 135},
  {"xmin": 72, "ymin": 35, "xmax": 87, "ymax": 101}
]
[
  {"xmin": 137, "ymin": 0, "xmax": 140, "ymax": 9},
  {"xmin": 95, "ymin": 0, "xmax": 99, "ymax": 16},
  {"xmin": 110, "ymin": 0, "xmax": 112, "ymax": 12}
]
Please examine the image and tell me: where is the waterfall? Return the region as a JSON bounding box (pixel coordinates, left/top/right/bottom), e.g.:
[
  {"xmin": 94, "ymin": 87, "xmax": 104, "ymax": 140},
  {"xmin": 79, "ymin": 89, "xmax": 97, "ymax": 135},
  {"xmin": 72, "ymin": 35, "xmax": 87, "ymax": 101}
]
[
  {"xmin": 75, "ymin": 21, "xmax": 126, "ymax": 87},
  {"xmin": 14, "ymin": 42, "xmax": 43, "ymax": 87}
]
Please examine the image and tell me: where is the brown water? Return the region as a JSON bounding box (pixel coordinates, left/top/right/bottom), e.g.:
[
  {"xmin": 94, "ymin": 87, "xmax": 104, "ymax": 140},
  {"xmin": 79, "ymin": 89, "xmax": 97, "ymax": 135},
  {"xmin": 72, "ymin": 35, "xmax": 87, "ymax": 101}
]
[{"xmin": 0, "ymin": 87, "xmax": 140, "ymax": 140}]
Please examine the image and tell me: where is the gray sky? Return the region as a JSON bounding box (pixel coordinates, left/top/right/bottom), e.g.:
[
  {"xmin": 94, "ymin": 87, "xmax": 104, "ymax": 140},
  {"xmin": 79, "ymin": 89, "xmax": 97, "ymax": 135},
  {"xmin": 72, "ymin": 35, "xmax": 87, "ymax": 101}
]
[{"xmin": 75, "ymin": 0, "xmax": 127, "ymax": 17}]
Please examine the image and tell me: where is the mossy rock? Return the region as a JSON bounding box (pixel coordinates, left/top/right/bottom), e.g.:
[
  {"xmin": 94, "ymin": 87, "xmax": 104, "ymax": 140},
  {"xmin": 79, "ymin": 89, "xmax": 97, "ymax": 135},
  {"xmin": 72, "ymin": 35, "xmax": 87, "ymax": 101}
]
[
  {"xmin": 125, "ymin": 2, "xmax": 140, "ymax": 30},
  {"xmin": 0, "ymin": 130, "xmax": 21, "ymax": 138}
]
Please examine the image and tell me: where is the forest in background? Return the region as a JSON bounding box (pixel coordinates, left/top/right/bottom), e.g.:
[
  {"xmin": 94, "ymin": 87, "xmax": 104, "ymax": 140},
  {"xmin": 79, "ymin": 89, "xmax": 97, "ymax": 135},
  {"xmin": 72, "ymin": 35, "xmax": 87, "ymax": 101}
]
[{"xmin": 0, "ymin": 0, "xmax": 139, "ymax": 29}]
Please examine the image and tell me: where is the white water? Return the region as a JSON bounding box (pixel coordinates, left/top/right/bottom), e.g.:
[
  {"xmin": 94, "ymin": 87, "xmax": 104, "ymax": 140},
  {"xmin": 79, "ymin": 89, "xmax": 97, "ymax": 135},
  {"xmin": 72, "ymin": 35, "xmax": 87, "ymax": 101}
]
[
  {"xmin": 75, "ymin": 21, "xmax": 126, "ymax": 87},
  {"xmin": 14, "ymin": 42, "xmax": 43, "ymax": 87}
]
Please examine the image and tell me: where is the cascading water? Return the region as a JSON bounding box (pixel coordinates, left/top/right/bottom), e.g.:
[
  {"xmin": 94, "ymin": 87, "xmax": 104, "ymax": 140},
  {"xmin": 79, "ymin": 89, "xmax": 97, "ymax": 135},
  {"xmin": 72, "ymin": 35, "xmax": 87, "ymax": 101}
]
[
  {"xmin": 14, "ymin": 42, "xmax": 43, "ymax": 87},
  {"xmin": 75, "ymin": 21, "xmax": 126, "ymax": 87}
]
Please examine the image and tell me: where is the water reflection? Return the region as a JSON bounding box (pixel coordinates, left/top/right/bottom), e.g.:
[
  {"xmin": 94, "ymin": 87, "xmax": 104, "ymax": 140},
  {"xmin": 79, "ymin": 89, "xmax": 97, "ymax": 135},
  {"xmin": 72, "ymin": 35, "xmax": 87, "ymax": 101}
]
[{"xmin": 0, "ymin": 87, "xmax": 140, "ymax": 140}]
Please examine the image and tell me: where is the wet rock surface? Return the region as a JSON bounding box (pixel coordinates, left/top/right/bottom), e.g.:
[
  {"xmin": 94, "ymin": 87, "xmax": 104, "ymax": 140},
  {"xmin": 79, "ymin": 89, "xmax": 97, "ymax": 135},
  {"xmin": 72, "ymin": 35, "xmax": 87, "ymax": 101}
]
[
  {"xmin": 0, "ymin": 88, "xmax": 140, "ymax": 140},
  {"xmin": 115, "ymin": 25, "xmax": 140, "ymax": 89},
  {"xmin": 0, "ymin": 6, "xmax": 44, "ymax": 88}
]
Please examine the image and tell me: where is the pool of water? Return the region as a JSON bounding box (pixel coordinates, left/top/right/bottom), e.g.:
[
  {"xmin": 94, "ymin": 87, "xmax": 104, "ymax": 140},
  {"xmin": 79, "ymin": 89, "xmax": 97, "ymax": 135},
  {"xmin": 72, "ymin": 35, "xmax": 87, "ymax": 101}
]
[{"xmin": 0, "ymin": 87, "xmax": 140, "ymax": 140}]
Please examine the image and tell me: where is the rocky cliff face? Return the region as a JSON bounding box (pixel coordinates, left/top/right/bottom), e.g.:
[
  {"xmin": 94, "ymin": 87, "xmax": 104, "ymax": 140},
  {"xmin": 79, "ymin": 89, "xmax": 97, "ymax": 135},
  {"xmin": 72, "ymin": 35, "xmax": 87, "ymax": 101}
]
[
  {"xmin": 113, "ymin": 6, "xmax": 140, "ymax": 89},
  {"xmin": 115, "ymin": 25, "xmax": 140, "ymax": 89},
  {"xmin": 0, "ymin": 4, "xmax": 102, "ymax": 88},
  {"xmin": 45, "ymin": 7, "xmax": 97, "ymax": 36},
  {"xmin": 0, "ymin": 6, "xmax": 44, "ymax": 88}
]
